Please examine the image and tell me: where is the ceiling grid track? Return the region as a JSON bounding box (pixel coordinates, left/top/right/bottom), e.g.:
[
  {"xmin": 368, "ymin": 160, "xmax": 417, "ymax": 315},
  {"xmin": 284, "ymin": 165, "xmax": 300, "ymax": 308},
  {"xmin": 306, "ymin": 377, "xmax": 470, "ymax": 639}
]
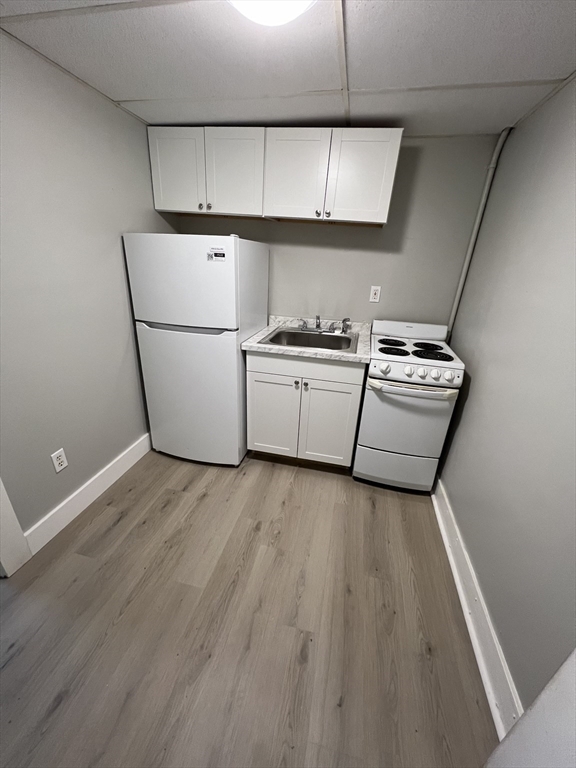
[
  {"xmin": 334, "ymin": 0, "xmax": 351, "ymax": 125},
  {"xmin": 352, "ymin": 78, "xmax": 565, "ymax": 96},
  {"xmin": 0, "ymin": 28, "xmax": 148, "ymax": 124},
  {"xmin": 0, "ymin": 0, "xmax": 194, "ymax": 24}
]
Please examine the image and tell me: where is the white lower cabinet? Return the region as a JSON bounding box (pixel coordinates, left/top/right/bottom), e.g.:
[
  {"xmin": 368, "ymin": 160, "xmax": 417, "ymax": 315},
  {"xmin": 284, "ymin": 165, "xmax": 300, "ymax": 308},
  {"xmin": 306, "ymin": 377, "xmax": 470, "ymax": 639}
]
[
  {"xmin": 247, "ymin": 371, "xmax": 302, "ymax": 457},
  {"xmin": 298, "ymin": 378, "xmax": 362, "ymax": 466},
  {"xmin": 246, "ymin": 354, "xmax": 365, "ymax": 467}
]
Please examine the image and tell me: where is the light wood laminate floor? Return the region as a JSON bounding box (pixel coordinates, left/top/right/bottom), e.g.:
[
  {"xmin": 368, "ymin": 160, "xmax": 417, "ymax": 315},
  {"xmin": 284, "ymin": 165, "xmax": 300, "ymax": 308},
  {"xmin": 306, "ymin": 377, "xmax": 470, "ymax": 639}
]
[{"xmin": 0, "ymin": 452, "xmax": 497, "ymax": 768}]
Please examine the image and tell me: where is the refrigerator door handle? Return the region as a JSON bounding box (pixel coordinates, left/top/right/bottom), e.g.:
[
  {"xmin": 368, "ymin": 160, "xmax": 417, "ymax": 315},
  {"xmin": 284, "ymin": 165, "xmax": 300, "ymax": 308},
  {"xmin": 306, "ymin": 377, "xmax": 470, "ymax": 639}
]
[{"xmin": 136, "ymin": 321, "xmax": 238, "ymax": 335}]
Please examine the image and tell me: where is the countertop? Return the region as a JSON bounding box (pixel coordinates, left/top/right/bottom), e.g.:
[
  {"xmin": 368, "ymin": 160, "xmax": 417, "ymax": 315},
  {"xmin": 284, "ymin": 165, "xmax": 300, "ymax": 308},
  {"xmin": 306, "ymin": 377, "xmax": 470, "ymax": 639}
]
[{"xmin": 241, "ymin": 315, "xmax": 371, "ymax": 364}]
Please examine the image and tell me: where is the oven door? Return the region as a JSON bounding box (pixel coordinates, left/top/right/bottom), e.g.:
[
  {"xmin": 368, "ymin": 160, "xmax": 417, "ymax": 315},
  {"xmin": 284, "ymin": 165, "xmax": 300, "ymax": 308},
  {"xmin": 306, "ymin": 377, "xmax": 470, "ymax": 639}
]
[{"xmin": 357, "ymin": 378, "xmax": 459, "ymax": 459}]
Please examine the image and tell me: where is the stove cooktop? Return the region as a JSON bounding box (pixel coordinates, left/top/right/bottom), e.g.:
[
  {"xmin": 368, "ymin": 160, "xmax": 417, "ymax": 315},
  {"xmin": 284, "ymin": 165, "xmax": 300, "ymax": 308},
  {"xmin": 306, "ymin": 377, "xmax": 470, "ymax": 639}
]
[
  {"xmin": 371, "ymin": 335, "xmax": 464, "ymax": 369},
  {"xmin": 368, "ymin": 320, "xmax": 465, "ymax": 387}
]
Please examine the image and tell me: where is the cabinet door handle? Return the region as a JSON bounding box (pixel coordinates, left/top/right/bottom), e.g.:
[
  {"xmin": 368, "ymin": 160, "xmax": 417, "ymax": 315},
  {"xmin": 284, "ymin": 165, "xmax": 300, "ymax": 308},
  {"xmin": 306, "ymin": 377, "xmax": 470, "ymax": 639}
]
[
  {"xmin": 198, "ymin": 203, "xmax": 204, "ymax": 210},
  {"xmin": 303, "ymin": 382, "xmax": 309, "ymax": 390},
  {"xmin": 207, "ymin": 203, "xmax": 212, "ymax": 210},
  {"xmin": 324, "ymin": 210, "xmax": 331, "ymax": 218},
  {"xmin": 315, "ymin": 209, "xmax": 321, "ymax": 217},
  {"xmin": 294, "ymin": 380, "xmax": 300, "ymax": 389}
]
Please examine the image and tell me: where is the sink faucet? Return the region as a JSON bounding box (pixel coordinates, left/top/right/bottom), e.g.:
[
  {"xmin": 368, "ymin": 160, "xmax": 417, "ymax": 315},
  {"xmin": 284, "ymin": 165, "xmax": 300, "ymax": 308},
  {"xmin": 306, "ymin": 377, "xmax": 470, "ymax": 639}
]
[
  {"xmin": 342, "ymin": 317, "xmax": 351, "ymax": 333},
  {"xmin": 315, "ymin": 315, "xmax": 321, "ymax": 330}
]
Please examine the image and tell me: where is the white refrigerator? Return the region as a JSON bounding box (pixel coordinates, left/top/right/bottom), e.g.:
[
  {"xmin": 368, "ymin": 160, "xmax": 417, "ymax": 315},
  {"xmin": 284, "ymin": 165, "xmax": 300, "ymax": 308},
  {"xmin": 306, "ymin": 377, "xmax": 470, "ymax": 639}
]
[{"xmin": 123, "ymin": 233, "xmax": 269, "ymax": 465}]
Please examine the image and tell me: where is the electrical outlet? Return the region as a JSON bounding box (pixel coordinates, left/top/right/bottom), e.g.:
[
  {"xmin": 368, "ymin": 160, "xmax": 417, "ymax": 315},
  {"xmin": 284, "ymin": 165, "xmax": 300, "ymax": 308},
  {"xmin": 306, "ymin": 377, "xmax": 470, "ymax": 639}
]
[
  {"xmin": 370, "ymin": 285, "xmax": 381, "ymax": 303},
  {"xmin": 51, "ymin": 448, "xmax": 68, "ymax": 473}
]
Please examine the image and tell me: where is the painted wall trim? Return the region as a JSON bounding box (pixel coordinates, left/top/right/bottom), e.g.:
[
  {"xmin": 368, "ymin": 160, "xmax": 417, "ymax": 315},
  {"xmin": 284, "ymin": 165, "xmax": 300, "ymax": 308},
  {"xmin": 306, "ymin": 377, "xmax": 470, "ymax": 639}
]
[
  {"xmin": 431, "ymin": 478, "xmax": 524, "ymax": 739},
  {"xmin": 24, "ymin": 434, "xmax": 151, "ymax": 555},
  {"xmin": 0, "ymin": 478, "xmax": 33, "ymax": 576}
]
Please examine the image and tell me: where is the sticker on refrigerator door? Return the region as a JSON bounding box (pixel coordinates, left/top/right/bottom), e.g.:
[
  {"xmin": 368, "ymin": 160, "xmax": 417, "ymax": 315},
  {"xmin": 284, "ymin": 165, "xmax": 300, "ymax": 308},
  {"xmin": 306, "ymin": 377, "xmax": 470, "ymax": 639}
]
[{"xmin": 207, "ymin": 249, "xmax": 226, "ymax": 261}]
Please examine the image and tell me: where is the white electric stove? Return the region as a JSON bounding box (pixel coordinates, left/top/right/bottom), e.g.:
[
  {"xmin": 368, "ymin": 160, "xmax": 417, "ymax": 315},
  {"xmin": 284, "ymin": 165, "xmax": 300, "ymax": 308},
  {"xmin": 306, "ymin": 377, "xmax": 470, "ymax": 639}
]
[{"xmin": 353, "ymin": 320, "xmax": 465, "ymax": 492}]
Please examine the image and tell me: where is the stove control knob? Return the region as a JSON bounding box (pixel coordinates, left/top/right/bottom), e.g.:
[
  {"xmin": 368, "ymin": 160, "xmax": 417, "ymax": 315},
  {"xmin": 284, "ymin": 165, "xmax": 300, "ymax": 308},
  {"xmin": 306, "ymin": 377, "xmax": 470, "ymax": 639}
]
[
  {"xmin": 404, "ymin": 365, "xmax": 414, "ymax": 376},
  {"xmin": 430, "ymin": 368, "xmax": 441, "ymax": 380},
  {"xmin": 417, "ymin": 367, "xmax": 427, "ymax": 378},
  {"xmin": 380, "ymin": 363, "xmax": 391, "ymax": 375},
  {"xmin": 444, "ymin": 370, "xmax": 455, "ymax": 382}
]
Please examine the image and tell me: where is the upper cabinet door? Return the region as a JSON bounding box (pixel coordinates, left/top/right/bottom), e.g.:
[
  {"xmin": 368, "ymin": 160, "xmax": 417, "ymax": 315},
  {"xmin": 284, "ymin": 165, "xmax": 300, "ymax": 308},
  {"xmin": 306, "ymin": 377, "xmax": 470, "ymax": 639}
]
[
  {"xmin": 263, "ymin": 128, "xmax": 332, "ymax": 220},
  {"xmin": 324, "ymin": 128, "xmax": 403, "ymax": 224},
  {"xmin": 205, "ymin": 127, "xmax": 265, "ymax": 217},
  {"xmin": 148, "ymin": 127, "xmax": 206, "ymax": 213}
]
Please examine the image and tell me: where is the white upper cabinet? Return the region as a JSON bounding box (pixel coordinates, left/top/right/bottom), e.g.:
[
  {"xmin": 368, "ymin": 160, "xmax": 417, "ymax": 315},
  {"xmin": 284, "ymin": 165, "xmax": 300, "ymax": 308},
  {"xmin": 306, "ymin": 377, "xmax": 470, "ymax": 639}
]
[
  {"xmin": 148, "ymin": 127, "xmax": 206, "ymax": 213},
  {"xmin": 324, "ymin": 128, "xmax": 403, "ymax": 223},
  {"xmin": 148, "ymin": 126, "xmax": 403, "ymax": 224},
  {"xmin": 263, "ymin": 128, "xmax": 332, "ymax": 220},
  {"xmin": 204, "ymin": 127, "xmax": 265, "ymax": 216}
]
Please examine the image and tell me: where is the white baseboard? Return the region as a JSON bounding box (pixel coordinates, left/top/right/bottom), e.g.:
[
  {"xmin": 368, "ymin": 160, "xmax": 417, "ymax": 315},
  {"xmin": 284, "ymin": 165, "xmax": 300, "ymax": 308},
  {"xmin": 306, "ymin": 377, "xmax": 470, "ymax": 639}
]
[
  {"xmin": 432, "ymin": 478, "xmax": 523, "ymax": 740},
  {"xmin": 24, "ymin": 434, "xmax": 151, "ymax": 555},
  {"xmin": 1, "ymin": 479, "xmax": 32, "ymax": 576}
]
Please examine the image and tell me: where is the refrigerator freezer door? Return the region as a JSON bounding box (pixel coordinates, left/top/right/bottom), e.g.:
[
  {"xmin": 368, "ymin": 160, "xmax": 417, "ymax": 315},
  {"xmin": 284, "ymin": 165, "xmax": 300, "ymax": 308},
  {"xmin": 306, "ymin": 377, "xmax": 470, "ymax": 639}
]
[
  {"xmin": 124, "ymin": 234, "xmax": 238, "ymax": 329},
  {"xmin": 136, "ymin": 322, "xmax": 244, "ymax": 465}
]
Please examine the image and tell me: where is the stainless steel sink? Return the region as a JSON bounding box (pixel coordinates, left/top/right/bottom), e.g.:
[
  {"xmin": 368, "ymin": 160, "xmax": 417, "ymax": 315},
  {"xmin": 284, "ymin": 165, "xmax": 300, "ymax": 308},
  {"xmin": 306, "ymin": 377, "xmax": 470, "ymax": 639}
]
[{"xmin": 259, "ymin": 328, "xmax": 358, "ymax": 354}]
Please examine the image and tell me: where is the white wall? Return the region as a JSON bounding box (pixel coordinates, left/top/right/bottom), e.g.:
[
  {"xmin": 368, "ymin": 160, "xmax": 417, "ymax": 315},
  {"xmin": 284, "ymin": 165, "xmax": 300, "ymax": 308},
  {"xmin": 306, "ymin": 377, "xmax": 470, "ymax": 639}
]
[
  {"xmin": 0, "ymin": 35, "xmax": 174, "ymax": 532},
  {"xmin": 440, "ymin": 82, "xmax": 576, "ymax": 708},
  {"xmin": 172, "ymin": 135, "xmax": 497, "ymax": 324}
]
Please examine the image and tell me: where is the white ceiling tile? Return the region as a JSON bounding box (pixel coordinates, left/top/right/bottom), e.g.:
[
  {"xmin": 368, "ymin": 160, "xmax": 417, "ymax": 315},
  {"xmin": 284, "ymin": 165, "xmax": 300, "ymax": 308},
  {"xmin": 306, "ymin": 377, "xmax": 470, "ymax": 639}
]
[
  {"xmin": 345, "ymin": 0, "xmax": 576, "ymax": 90},
  {"xmin": 0, "ymin": 0, "xmax": 132, "ymax": 16},
  {"xmin": 120, "ymin": 92, "xmax": 347, "ymax": 125},
  {"xmin": 1, "ymin": 0, "xmax": 342, "ymax": 101},
  {"xmin": 349, "ymin": 83, "xmax": 559, "ymax": 135}
]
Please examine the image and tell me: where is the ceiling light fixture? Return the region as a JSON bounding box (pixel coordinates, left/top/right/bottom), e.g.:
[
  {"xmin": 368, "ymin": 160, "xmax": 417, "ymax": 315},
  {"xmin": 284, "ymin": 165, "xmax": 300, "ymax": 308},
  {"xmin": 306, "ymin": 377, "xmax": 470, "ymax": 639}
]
[{"xmin": 228, "ymin": 0, "xmax": 317, "ymax": 27}]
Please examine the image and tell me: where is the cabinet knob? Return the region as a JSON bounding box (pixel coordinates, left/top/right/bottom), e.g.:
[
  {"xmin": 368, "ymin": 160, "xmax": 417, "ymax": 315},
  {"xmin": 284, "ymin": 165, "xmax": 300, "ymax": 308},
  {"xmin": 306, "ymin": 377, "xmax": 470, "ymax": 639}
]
[
  {"xmin": 198, "ymin": 203, "xmax": 204, "ymax": 210},
  {"xmin": 207, "ymin": 203, "xmax": 212, "ymax": 210},
  {"xmin": 325, "ymin": 210, "xmax": 331, "ymax": 218},
  {"xmin": 315, "ymin": 210, "xmax": 321, "ymax": 217},
  {"xmin": 294, "ymin": 380, "xmax": 300, "ymax": 389},
  {"xmin": 303, "ymin": 381, "xmax": 309, "ymax": 390}
]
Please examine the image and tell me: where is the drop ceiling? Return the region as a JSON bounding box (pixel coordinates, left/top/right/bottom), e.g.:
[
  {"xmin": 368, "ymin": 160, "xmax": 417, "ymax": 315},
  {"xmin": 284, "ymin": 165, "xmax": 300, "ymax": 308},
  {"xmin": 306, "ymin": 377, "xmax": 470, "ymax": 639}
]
[{"xmin": 1, "ymin": 0, "xmax": 575, "ymax": 135}]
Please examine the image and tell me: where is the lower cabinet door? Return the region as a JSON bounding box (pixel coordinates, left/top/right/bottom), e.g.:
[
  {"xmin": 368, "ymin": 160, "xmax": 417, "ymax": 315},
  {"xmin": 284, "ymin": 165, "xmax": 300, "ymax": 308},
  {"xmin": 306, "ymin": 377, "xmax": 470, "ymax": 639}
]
[
  {"xmin": 247, "ymin": 372, "xmax": 302, "ymax": 457},
  {"xmin": 297, "ymin": 379, "xmax": 362, "ymax": 466}
]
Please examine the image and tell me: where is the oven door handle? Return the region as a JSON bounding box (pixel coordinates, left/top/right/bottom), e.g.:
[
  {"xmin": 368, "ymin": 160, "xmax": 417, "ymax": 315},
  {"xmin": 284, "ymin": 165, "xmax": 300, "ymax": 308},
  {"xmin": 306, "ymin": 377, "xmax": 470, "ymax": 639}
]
[{"xmin": 367, "ymin": 377, "xmax": 459, "ymax": 401}]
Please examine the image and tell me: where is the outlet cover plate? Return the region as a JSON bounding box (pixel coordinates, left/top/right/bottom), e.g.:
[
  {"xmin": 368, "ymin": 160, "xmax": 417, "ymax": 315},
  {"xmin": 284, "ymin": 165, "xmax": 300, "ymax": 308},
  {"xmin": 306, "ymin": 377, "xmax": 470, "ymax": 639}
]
[
  {"xmin": 51, "ymin": 448, "xmax": 68, "ymax": 473},
  {"xmin": 370, "ymin": 285, "xmax": 381, "ymax": 303}
]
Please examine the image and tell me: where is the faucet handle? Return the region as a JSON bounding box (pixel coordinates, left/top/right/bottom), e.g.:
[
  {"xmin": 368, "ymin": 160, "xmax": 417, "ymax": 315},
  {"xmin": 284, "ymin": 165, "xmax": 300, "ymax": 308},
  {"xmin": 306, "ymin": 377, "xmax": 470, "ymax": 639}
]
[
  {"xmin": 342, "ymin": 317, "xmax": 351, "ymax": 333},
  {"xmin": 298, "ymin": 318, "xmax": 308, "ymax": 330}
]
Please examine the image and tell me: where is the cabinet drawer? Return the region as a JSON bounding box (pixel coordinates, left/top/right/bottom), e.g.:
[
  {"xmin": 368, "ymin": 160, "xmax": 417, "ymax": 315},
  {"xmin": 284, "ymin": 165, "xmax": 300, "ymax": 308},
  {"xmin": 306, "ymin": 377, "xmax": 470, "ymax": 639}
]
[{"xmin": 246, "ymin": 352, "xmax": 365, "ymax": 385}]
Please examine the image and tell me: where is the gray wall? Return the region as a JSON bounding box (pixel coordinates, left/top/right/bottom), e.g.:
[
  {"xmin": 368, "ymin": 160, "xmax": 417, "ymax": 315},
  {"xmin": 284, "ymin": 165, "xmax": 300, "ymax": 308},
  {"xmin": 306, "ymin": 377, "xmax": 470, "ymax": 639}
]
[
  {"xmin": 172, "ymin": 135, "xmax": 497, "ymax": 324},
  {"xmin": 0, "ymin": 35, "xmax": 174, "ymax": 532},
  {"xmin": 486, "ymin": 651, "xmax": 575, "ymax": 768},
  {"xmin": 440, "ymin": 82, "xmax": 576, "ymax": 707}
]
